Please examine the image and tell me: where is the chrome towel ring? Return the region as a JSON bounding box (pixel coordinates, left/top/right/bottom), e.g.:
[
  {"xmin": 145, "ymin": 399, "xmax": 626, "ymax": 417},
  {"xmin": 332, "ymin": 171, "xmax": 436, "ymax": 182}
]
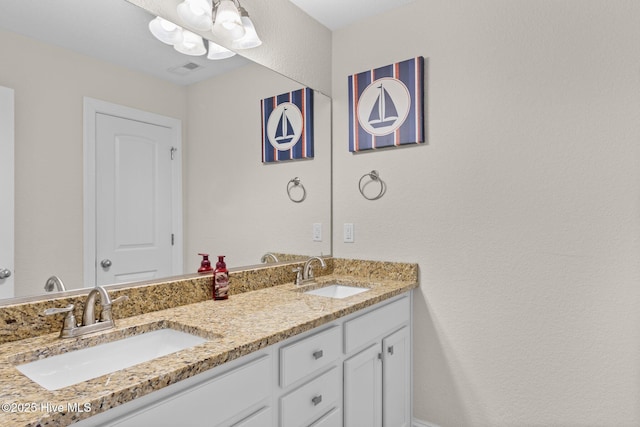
[
  {"xmin": 358, "ymin": 170, "xmax": 386, "ymax": 200},
  {"xmin": 287, "ymin": 177, "xmax": 307, "ymax": 203}
]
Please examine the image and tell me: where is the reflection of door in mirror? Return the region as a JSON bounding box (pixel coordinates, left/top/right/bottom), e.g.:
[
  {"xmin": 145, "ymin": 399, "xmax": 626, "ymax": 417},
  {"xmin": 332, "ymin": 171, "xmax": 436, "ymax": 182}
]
[
  {"xmin": 0, "ymin": 86, "xmax": 14, "ymax": 298},
  {"xmin": 84, "ymin": 99, "xmax": 183, "ymax": 287}
]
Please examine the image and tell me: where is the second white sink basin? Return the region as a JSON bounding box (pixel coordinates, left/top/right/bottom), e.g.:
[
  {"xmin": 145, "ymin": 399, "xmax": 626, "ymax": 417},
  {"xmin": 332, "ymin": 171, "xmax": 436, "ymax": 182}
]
[
  {"xmin": 304, "ymin": 284, "xmax": 369, "ymax": 299},
  {"xmin": 17, "ymin": 328, "xmax": 207, "ymax": 390}
]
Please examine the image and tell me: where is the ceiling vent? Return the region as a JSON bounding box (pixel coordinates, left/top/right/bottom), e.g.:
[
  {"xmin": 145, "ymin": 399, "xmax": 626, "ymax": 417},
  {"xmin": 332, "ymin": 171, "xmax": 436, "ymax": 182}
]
[{"xmin": 168, "ymin": 62, "xmax": 203, "ymax": 75}]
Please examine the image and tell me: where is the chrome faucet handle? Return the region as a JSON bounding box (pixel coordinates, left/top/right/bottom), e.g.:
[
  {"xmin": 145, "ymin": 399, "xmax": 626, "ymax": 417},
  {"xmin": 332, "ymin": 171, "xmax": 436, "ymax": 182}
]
[
  {"xmin": 44, "ymin": 304, "xmax": 77, "ymax": 336},
  {"xmin": 292, "ymin": 267, "xmax": 303, "ymax": 286}
]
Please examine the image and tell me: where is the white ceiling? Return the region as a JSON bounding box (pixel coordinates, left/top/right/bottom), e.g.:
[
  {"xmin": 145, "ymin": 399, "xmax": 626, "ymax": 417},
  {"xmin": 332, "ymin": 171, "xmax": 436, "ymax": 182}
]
[
  {"xmin": 0, "ymin": 0, "xmax": 415, "ymax": 86},
  {"xmin": 0, "ymin": 0, "xmax": 249, "ymax": 86},
  {"xmin": 289, "ymin": 0, "xmax": 416, "ymax": 31}
]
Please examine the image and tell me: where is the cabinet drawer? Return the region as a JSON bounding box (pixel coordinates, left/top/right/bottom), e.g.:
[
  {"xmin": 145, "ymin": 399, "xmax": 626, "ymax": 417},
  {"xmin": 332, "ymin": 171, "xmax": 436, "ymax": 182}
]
[
  {"xmin": 232, "ymin": 406, "xmax": 272, "ymax": 427},
  {"xmin": 111, "ymin": 354, "xmax": 271, "ymax": 427},
  {"xmin": 280, "ymin": 367, "xmax": 340, "ymax": 427},
  {"xmin": 310, "ymin": 407, "xmax": 342, "ymax": 427},
  {"xmin": 344, "ymin": 296, "xmax": 410, "ymax": 354},
  {"xmin": 280, "ymin": 325, "xmax": 341, "ymax": 387}
]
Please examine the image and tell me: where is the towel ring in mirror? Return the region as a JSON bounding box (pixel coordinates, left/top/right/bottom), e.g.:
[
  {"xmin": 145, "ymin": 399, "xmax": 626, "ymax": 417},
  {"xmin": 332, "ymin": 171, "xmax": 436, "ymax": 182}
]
[
  {"xmin": 287, "ymin": 177, "xmax": 307, "ymax": 203},
  {"xmin": 359, "ymin": 170, "xmax": 386, "ymax": 201}
]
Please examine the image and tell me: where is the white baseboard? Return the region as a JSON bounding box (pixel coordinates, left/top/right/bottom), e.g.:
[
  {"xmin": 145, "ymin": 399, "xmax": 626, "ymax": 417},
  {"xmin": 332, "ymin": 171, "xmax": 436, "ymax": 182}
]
[{"xmin": 414, "ymin": 418, "xmax": 441, "ymax": 427}]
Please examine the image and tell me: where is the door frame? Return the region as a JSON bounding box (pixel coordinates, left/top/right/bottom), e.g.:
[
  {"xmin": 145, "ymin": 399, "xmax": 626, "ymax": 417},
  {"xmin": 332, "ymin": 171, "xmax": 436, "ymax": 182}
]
[
  {"xmin": 0, "ymin": 86, "xmax": 15, "ymax": 298},
  {"xmin": 83, "ymin": 97, "xmax": 183, "ymax": 287}
]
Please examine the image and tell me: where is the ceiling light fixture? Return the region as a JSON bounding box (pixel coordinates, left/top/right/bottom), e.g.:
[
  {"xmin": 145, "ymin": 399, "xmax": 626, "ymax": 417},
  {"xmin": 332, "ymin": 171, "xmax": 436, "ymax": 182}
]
[
  {"xmin": 176, "ymin": 0, "xmax": 261, "ymax": 46},
  {"xmin": 148, "ymin": 0, "xmax": 259, "ymax": 61},
  {"xmin": 207, "ymin": 40, "xmax": 236, "ymax": 60},
  {"xmin": 174, "ymin": 29, "xmax": 207, "ymax": 56},
  {"xmin": 148, "ymin": 17, "xmax": 184, "ymax": 45}
]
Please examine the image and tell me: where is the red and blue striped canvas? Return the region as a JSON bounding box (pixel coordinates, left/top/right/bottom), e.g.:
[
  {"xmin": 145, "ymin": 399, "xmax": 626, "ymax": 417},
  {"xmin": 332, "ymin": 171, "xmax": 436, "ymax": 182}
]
[
  {"xmin": 261, "ymin": 87, "xmax": 314, "ymax": 163},
  {"xmin": 348, "ymin": 57, "xmax": 424, "ymax": 152}
]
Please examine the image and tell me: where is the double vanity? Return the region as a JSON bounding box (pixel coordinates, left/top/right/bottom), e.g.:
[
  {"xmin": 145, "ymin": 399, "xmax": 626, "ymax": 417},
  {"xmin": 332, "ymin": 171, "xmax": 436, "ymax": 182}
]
[{"xmin": 0, "ymin": 258, "xmax": 417, "ymax": 426}]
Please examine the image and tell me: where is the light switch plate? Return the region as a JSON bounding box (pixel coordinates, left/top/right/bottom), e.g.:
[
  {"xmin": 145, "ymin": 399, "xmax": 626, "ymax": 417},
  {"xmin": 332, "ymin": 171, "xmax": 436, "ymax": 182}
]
[
  {"xmin": 344, "ymin": 223, "xmax": 354, "ymax": 243},
  {"xmin": 313, "ymin": 223, "xmax": 322, "ymax": 242}
]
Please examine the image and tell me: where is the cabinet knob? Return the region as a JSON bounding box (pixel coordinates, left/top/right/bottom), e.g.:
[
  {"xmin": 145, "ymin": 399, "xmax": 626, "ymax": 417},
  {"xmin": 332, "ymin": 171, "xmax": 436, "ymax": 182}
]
[
  {"xmin": 311, "ymin": 395, "xmax": 322, "ymax": 406},
  {"xmin": 100, "ymin": 259, "xmax": 112, "ymax": 268},
  {"xmin": 0, "ymin": 268, "xmax": 11, "ymax": 279},
  {"xmin": 312, "ymin": 350, "xmax": 323, "ymax": 360}
]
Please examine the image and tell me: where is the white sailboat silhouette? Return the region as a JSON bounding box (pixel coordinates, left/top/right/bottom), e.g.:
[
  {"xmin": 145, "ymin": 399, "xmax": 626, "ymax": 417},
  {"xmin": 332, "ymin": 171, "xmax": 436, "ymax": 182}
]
[
  {"xmin": 275, "ymin": 108, "xmax": 295, "ymax": 144},
  {"xmin": 368, "ymin": 84, "xmax": 398, "ymax": 128}
]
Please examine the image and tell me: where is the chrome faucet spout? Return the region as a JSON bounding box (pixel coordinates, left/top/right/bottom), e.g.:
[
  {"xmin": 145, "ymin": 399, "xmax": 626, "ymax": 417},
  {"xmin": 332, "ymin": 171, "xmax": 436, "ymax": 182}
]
[
  {"xmin": 44, "ymin": 276, "xmax": 66, "ymax": 292},
  {"xmin": 45, "ymin": 286, "xmax": 127, "ymax": 338},
  {"xmin": 300, "ymin": 256, "xmax": 327, "ymax": 285},
  {"xmin": 260, "ymin": 253, "xmax": 279, "ymax": 263},
  {"xmin": 82, "ymin": 286, "xmax": 112, "ymax": 326}
]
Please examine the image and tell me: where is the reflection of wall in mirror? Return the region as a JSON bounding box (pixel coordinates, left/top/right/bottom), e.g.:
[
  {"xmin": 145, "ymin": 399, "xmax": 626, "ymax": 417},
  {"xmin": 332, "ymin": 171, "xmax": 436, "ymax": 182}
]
[
  {"xmin": 0, "ymin": 28, "xmax": 330, "ymax": 299},
  {"xmin": 0, "ymin": 28, "xmax": 187, "ymax": 298},
  {"xmin": 185, "ymin": 63, "xmax": 331, "ymax": 270}
]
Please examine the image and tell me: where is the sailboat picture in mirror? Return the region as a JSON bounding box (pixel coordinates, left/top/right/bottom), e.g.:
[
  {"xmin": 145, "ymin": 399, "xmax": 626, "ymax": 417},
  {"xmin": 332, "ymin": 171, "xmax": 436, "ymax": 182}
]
[
  {"xmin": 262, "ymin": 87, "xmax": 314, "ymax": 162},
  {"xmin": 348, "ymin": 56, "xmax": 425, "ymax": 152}
]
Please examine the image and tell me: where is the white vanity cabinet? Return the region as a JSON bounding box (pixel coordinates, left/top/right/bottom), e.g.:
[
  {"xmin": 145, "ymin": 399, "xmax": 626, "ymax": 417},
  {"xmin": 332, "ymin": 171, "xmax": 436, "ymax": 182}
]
[
  {"xmin": 278, "ymin": 325, "xmax": 343, "ymax": 426},
  {"xmin": 74, "ymin": 293, "xmax": 412, "ymax": 427},
  {"xmin": 343, "ymin": 296, "xmax": 412, "ymax": 427},
  {"xmin": 78, "ymin": 353, "xmax": 273, "ymax": 427}
]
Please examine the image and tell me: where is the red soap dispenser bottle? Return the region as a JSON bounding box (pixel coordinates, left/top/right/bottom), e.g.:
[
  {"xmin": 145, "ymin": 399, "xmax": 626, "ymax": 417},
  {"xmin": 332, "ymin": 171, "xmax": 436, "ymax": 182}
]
[
  {"xmin": 198, "ymin": 253, "xmax": 213, "ymax": 273},
  {"xmin": 213, "ymin": 255, "xmax": 229, "ymax": 300}
]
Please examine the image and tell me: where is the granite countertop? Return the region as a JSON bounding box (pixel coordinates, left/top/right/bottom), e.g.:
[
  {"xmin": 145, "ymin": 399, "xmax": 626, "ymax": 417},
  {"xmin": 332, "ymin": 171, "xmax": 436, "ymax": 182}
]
[{"xmin": 0, "ymin": 273, "xmax": 417, "ymax": 427}]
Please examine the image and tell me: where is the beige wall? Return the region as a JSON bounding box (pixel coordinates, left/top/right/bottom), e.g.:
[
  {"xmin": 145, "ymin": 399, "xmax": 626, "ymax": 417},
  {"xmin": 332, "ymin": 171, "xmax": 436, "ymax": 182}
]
[
  {"xmin": 0, "ymin": 29, "xmax": 187, "ymax": 297},
  {"xmin": 332, "ymin": 1, "xmax": 640, "ymax": 426},
  {"xmin": 184, "ymin": 62, "xmax": 332, "ymax": 268}
]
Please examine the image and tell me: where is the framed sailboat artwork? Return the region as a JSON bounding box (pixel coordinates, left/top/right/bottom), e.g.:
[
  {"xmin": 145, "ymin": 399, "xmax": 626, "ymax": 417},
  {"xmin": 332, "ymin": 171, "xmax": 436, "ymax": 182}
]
[
  {"xmin": 348, "ymin": 56, "xmax": 425, "ymax": 152},
  {"xmin": 261, "ymin": 87, "xmax": 314, "ymax": 163}
]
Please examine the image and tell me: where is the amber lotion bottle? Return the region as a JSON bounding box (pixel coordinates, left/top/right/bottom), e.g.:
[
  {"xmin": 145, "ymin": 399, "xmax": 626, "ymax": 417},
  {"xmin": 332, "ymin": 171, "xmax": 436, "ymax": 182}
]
[{"xmin": 214, "ymin": 256, "xmax": 229, "ymax": 300}]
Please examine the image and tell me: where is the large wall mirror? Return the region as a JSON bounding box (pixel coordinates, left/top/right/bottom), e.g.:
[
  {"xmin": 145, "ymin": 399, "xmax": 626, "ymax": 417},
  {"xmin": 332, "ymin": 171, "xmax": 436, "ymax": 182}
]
[{"xmin": 0, "ymin": 0, "xmax": 331, "ymax": 301}]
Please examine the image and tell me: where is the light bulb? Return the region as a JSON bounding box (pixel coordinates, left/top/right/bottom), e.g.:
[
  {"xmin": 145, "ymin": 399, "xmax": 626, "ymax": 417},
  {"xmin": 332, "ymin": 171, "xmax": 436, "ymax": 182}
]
[
  {"xmin": 212, "ymin": 0, "xmax": 245, "ymax": 41},
  {"xmin": 231, "ymin": 15, "xmax": 262, "ymax": 49},
  {"xmin": 149, "ymin": 17, "xmax": 184, "ymax": 45},
  {"xmin": 174, "ymin": 30, "xmax": 207, "ymax": 56},
  {"xmin": 177, "ymin": 0, "xmax": 213, "ymax": 31},
  {"xmin": 207, "ymin": 40, "xmax": 236, "ymax": 60}
]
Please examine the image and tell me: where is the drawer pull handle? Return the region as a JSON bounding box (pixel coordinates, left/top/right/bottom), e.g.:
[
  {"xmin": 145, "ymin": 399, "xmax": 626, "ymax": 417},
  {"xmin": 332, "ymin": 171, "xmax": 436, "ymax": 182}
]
[
  {"xmin": 388, "ymin": 345, "xmax": 394, "ymax": 355},
  {"xmin": 312, "ymin": 350, "xmax": 324, "ymax": 360},
  {"xmin": 311, "ymin": 395, "xmax": 322, "ymax": 406}
]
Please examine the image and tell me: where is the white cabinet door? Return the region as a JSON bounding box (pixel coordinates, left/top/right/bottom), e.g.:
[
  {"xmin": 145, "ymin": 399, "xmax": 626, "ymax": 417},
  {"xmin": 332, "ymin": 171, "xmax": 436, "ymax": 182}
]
[
  {"xmin": 343, "ymin": 343, "xmax": 382, "ymax": 427},
  {"xmin": 382, "ymin": 326, "xmax": 410, "ymax": 427}
]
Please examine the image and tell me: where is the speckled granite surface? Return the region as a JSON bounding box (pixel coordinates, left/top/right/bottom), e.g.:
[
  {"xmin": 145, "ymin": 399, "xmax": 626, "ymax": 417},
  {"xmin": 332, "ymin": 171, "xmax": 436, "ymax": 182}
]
[
  {"xmin": 0, "ymin": 258, "xmax": 417, "ymax": 427},
  {"xmin": 0, "ymin": 259, "xmax": 333, "ymax": 345}
]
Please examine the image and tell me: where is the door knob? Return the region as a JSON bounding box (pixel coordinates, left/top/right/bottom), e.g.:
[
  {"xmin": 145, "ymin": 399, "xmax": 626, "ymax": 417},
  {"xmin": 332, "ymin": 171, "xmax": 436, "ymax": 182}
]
[
  {"xmin": 100, "ymin": 259, "xmax": 112, "ymax": 268},
  {"xmin": 0, "ymin": 268, "xmax": 11, "ymax": 279}
]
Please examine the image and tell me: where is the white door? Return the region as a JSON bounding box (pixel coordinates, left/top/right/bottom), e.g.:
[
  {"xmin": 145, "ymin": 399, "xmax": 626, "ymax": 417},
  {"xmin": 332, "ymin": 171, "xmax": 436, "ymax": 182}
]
[
  {"xmin": 95, "ymin": 113, "xmax": 175, "ymax": 285},
  {"xmin": 0, "ymin": 86, "xmax": 15, "ymax": 298}
]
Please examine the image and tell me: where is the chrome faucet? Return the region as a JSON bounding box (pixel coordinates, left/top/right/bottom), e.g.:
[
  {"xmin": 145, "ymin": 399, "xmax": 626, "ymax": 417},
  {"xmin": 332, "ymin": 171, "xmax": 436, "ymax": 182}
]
[
  {"xmin": 44, "ymin": 275, "xmax": 66, "ymax": 292},
  {"xmin": 44, "ymin": 286, "xmax": 127, "ymax": 338},
  {"xmin": 294, "ymin": 256, "xmax": 327, "ymax": 286},
  {"xmin": 260, "ymin": 252, "xmax": 279, "ymax": 263}
]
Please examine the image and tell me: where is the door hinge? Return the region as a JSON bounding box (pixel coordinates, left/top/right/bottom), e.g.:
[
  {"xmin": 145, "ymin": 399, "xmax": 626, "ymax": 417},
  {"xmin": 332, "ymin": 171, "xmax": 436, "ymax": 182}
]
[
  {"xmin": 171, "ymin": 233, "xmax": 175, "ymax": 246},
  {"xmin": 170, "ymin": 147, "xmax": 177, "ymax": 160}
]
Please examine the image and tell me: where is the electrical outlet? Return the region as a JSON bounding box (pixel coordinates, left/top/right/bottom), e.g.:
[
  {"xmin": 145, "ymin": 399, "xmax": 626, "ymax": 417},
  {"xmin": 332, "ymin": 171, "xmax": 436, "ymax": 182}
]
[
  {"xmin": 313, "ymin": 223, "xmax": 322, "ymax": 242},
  {"xmin": 344, "ymin": 223, "xmax": 354, "ymax": 243}
]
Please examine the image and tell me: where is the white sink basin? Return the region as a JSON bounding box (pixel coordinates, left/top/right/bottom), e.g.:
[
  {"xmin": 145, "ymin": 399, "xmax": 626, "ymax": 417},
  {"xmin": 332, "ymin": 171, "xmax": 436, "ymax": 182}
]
[
  {"xmin": 304, "ymin": 284, "xmax": 369, "ymax": 299},
  {"xmin": 17, "ymin": 328, "xmax": 207, "ymax": 390}
]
